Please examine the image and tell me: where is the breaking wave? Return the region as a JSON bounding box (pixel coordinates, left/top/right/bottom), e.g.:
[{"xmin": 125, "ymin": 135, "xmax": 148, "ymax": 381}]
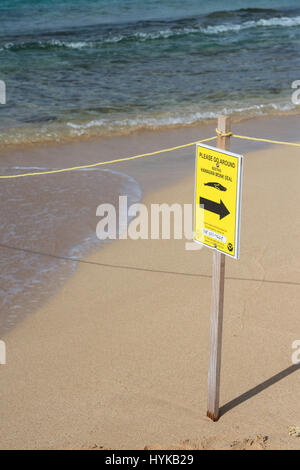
[
  {"xmin": 1, "ymin": 15, "xmax": 300, "ymax": 51},
  {"xmin": 66, "ymin": 102, "xmax": 295, "ymax": 135}
]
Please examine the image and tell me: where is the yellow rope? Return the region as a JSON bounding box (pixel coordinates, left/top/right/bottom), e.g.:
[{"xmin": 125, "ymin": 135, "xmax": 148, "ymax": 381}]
[
  {"xmin": 232, "ymin": 134, "xmax": 300, "ymax": 147},
  {"xmin": 1, "ymin": 130, "xmax": 300, "ymax": 180},
  {"xmin": 0, "ymin": 136, "xmax": 216, "ymax": 179},
  {"xmin": 215, "ymin": 128, "xmax": 233, "ymax": 137},
  {"xmin": 216, "ymin": 128, "xmax": 300, "ymax": 146}
]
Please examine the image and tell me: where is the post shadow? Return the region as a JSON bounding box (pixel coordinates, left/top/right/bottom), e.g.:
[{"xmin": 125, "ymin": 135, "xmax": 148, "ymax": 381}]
[{"xmin": 220, "ymin": 363, "xmax": 300, "ymax": 418}]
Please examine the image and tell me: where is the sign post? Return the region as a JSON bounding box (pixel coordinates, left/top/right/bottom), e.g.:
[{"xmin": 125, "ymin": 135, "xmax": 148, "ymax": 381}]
[
  {"xmin": 207, "ymin": 116, "xmax": 230, "ymax": 422},
  {"xmin": 194, "ymin": 116, "xmax": 243, "ymax": 421}
]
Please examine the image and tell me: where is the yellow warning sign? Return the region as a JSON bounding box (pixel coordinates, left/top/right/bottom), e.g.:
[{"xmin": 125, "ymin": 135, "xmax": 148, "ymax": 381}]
[{"xmin": 194, "ymin": 144, "xmax": 243, "ymax": 258}]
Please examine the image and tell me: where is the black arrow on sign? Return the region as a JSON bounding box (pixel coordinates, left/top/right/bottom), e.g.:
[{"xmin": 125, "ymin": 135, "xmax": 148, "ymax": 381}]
[{"xmin": 200, "ymin": 197, "xmax": 230, "ymax": 220}]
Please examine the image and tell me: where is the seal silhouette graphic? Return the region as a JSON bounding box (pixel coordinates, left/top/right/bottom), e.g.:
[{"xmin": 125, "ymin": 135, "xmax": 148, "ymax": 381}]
[{"xmin": 204, "ymin": 182, "xmax": 227, "ymax": 191}]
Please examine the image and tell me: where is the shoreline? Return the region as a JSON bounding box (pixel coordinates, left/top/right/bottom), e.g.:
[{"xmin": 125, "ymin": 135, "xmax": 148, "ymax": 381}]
[
  {"xmin": 0, "ymin": 123, "xmax": 299, "ymax": 449},
  {"xmin": 1, "ymin": 109, "xmax": 300, "ymax": 153}
]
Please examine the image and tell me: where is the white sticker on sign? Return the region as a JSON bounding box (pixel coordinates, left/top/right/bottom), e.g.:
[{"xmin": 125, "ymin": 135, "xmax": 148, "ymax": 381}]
[{"xmin": 203, "ymin": 228, "xmax": 226, "ymax": 244}]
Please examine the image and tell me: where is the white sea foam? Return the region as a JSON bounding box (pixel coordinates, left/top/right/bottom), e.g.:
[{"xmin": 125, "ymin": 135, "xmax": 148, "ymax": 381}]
[
  {"xmin": 0, "ymin": 39, "xmax": 95, "ymax": 51},
  {"xmin": 1, "ymin": 15, "xmax": 300, "ymax": 52},
  {"xmin": 66, "ymin": 102, "xmax": 295, "ymax": 135},
  {"xmin": 49, "ymin": 39, "xmax": 92, "ymax": 49},
  {"xmin": 202, "ymin": 16, "xmax": 300, "ymax": 35},
  {"xmin": 56, "ymin": 16, "xmax": 300, "ymax": 44},
  {"xmin": 0, "ymin": 101, "xmax": 295, "ymax": 147}
]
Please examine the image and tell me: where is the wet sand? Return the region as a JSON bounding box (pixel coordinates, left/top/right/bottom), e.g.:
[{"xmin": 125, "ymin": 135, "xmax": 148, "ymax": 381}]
[{"xmin": 0, "ymin": 117, "xmax": 299, "ymax": 449}]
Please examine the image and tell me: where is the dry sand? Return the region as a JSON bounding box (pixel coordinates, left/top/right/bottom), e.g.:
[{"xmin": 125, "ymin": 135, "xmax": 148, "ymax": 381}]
[{"xmin": 0, "ymin": 128, "xmax": 299, "ymax": 450}]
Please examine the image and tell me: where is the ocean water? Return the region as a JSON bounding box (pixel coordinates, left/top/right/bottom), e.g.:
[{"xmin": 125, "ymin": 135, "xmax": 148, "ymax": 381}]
[
  {"xmin": 0, "ymin": 166, "xmax": 142, "ymax": 333},
  {"xmin": 0, "ymin": 0, "xmax": 300, "ymax": 144}
]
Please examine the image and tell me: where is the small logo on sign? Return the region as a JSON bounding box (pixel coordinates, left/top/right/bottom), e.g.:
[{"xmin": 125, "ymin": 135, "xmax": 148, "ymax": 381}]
[{"xmin": 227, "ymin": 243, "xmax": 233, "ymax": 252}]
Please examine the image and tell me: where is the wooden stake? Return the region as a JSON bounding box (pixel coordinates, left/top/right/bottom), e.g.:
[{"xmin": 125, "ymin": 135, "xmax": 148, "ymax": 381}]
[{"xmin": 207, "ymin": 115, "xmax": 231, "ymax": 421}]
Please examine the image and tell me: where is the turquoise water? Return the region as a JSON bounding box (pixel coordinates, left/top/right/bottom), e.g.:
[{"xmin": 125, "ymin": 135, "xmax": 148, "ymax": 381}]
[{"xmin": 1, "ymin": 0, "xmax": 300, "ymax": 144}]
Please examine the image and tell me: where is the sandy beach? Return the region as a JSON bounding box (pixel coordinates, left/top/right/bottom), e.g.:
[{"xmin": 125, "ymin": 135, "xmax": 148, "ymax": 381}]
[{"xmin": 0, "ymin": 117, "xmax": 299, "ymax": 450}]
